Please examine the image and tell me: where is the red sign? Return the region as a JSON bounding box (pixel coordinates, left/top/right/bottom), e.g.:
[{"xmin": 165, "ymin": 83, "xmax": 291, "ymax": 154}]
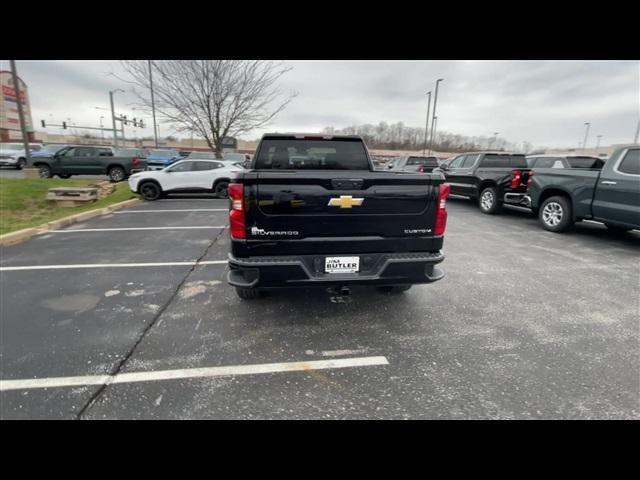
[{"xmin": 2, "ymin": 85, "xmax": 26, "ymax": 100}]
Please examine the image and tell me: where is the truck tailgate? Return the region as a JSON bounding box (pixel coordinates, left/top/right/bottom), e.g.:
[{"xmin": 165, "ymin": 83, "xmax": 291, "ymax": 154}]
[{"xmin": 234, "ymin": 170, "xmax": 445, "ymax": 256}]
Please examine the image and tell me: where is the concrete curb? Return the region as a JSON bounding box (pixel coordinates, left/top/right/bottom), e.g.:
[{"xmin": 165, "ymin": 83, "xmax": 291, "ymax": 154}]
[{"xmin": 0, "ymin": 198, "xmax": 142, "ymax": 247}]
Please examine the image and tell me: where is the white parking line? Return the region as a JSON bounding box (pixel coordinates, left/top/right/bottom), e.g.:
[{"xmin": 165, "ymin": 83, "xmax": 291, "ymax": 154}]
[
  {"xmin": 49, "ymin": 226, "xmax": 227, "ymax": 233},
  {"xmin": 0, "ymin": 356, "xmax": 389, "ymax": 391},
  {"xmin": 0, "ymin": 260, "xmax": 228, "ymax": 271},
  {"xmin": 115, "ymin": 209, "xmax": 227, "ymax": 213}
]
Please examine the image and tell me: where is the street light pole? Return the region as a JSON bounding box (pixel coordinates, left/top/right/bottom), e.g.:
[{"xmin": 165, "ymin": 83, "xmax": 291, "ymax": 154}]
[
  {"xmin": 492, "ymin": 132, "xmax": 499, "ymax": 150},
  {"xmin": 429, "ymin": 78, "xmax": 444, "ymax": 154},
  {"xmin": 423, "ymin": 91, "xmax": 431, "ymax": 155},
  {"xmin": 10, "ymin": 60, "xmax": 31, "ymax": 167},
  {"xmin": 99, "ymin": 116, "xmax": 104, "ymax": 142},
  {"xmin": 148, "ymin": 60, "xmax": 159, "ymax": 148},
  {"xmin": 582, "ymin": 122, "xmax": 591, "ymax": 153},
  {"xmin": 634, "ymin": 118, "xmax": 639, "ymax": 144},
  {"xmin": 595, "ymin": 135, "xmax": 602, "ymax": 154}
]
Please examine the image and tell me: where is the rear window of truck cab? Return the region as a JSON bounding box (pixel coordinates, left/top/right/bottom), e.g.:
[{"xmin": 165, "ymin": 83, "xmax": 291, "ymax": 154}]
[
  {"xmin": 254, "ymin": 138, "xmax": 370, "ymax": 170},
  {"xmin": 480, "ymin": 154, "xmax": 527, "ymax": 168}
]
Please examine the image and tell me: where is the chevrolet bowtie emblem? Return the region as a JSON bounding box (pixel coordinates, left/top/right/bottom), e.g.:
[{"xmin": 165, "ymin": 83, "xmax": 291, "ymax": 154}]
[{"xmin": 328, "ymin": 195, "xmax": 364, "ymax": 208}]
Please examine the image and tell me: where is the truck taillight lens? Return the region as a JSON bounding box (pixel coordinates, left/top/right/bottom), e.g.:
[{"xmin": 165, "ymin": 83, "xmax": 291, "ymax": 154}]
[
  {"xmin": 132, "ymin": 156, "xmax": 140, "ymax": 167},
  {"xmin": 510, "ymin": 169, "xmax": 522, "ymax": 189},
  {"xmin": 434, "ymin": 183, "xmax": 450, "ymax": 236},
  {"xmin": 228, "ymin": 183, "xmax": 245, "ymax": 239}
]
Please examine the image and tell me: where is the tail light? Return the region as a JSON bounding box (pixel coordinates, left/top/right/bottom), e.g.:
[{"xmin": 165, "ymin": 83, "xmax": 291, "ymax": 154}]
[
  {"xmin": 510, "ymin": 169, "xmax": 522, "ymax": 189},
  {"xmin": 132, "ymin": 156, "xmax": 140, "ymax": 167},
  {"xmin": 526, "ymin": 170, "xmax": 534, "ymax": 190},
  {"xmin": 228, "ymin": 183, "xmax": 245, "ymax": 239},
  {"xmin": 417, "ymin": 165, "xmax": 425, "ymax": 173},
  {"xmin": 434, "ymin": 183, "xmax": 450, "ymax": 236}
]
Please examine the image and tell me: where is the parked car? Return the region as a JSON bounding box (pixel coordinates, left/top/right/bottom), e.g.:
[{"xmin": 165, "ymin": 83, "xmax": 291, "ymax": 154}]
[
  {"xmin": 527, "ymin": 145, "xmax": 639, "ymax": 233},
  {"xmin": 0, "ymin": 143, "xmax": 43, "ymax": 169},
  {"xmin": 527, "ymin": 155, "xmax": 606, "ymax": 170},
  {"xmin": 145, "ymin": 149, "xmax": 184, "ymax": 170},
  {"xmin": 437, "ymin": 151, "xmax": 533, "ymax": 214},
  {"xmin": 115, "ymin": 147, "xmax": 148, "ymax": 159},
  {"xmin": 31, "ymin": 145, "xmax": 144, "ymax": 182},
  {"xmin": 386, "ymin": 155, "xmax": 439, "ymax": 173},
  {"xmin": 128, "ymin": 158, "xmax": 243, "ymax": 200},
  {"xmin": 226, "ymin": 133, "xmax": 449, "ymax": 299},
  {"xmin": 31, "ymin": 144, "xmax": 70, "ymax": 159},
  {"xmin": 187, "ymin": 151, "xmax": 217, "ymax": 160}
]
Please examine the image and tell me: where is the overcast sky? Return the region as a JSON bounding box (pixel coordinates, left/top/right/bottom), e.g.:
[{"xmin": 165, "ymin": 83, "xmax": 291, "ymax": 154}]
[{"xmin": 3, "ymin": 60, "xmax": 639, "ymax": 148}]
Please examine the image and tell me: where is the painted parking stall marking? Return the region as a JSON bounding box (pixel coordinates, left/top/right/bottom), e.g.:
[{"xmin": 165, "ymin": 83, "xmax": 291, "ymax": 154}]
[
  {"xmin": 0, "ymin": 356, "xmax": 390, "ymax": 391},
  {"xmin": 0, "ymin": 260, "xmax": 228, "ymax": 271},
  {"xmin": 48, "ymin": 226, "xmax": 227, "ymax": 233},
  {"xmin": 114, "ymin": 209, "xmax": 228, "ymax": 213}
]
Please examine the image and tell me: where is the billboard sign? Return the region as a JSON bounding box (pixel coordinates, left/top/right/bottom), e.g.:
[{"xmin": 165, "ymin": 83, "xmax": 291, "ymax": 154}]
[{"xmin": 0, "ymin": 71, "xmax": 34, "ymax": 132}]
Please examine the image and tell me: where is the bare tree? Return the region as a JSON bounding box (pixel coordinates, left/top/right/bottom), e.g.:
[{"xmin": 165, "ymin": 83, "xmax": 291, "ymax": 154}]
[{"xmin": 119, "ymin": 61, "xmax": 296, "ymax": 157}]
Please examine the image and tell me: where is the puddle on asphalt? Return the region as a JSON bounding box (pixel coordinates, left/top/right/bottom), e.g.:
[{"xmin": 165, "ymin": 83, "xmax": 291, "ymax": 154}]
[{"xmin": 42, "ymin": 294, "xmax": 101, "ymax": 313}]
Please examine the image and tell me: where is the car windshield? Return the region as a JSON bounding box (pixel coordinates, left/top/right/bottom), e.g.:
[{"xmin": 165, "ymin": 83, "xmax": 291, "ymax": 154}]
[
  {"xmin": 149, "ymin": 150, "xmax": 176, "ymax": 157},
  {"xmin": 43, "ymin": 145, "xmax": 66, "ymax": 153},
  {"xmin": 1, "ymin": 144, "xmax": 23, "ymax": 151},
  {"xmin": 223, "ymin": 153, "xmax": 245, "ymax": 161},
  {"xmin": 188, "ymin": 152, "xmax": 216, "ymax": 159},
  {"xmin": 566, "ymin": 157, "xmax": 605, "ymax": 169},
  {"xmin": 255, "ymin": 138, "xmax": 370, "ymax": 170}
]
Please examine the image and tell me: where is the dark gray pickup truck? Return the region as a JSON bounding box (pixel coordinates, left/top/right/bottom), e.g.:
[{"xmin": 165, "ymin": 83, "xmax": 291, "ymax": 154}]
[
  {"xmin": 31, "ymin": 145, "xmax": 146, "ymax": 182},
  {"xmin": 528, "ymin": 145, "xmax": 639, "ymax": 233}
]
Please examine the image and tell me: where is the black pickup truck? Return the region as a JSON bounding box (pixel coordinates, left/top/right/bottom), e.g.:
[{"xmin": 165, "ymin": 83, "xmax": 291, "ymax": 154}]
[
  {"xmin": 31, "ymin": 145, "xmax": 145, "ymax": 182},
  {"xmin": 528, "ymin": 145, "xmax": 639, "ymax": 233},
  {"xmin": 226, "ymin": 134, "xmax": 450, "ymax": 299},
  {"xmin": 438, "ymin": 151, "xmax": 533, "ymax": 214}
]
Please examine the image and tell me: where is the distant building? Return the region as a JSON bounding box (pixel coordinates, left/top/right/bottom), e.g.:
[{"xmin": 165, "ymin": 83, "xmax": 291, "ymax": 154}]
[{"xmin": 0, "ymin": 71, "xmax": 37, "ymax": 142}]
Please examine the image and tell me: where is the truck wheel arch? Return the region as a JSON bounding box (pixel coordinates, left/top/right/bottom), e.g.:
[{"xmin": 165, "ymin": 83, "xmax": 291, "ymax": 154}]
[
  {"xmin": 477, "ymin": 180, "xmax": 497, "ymax": 198},
  {"xmin": 538, "ymin": 188, "xmax": 575, "ymax": 219}
]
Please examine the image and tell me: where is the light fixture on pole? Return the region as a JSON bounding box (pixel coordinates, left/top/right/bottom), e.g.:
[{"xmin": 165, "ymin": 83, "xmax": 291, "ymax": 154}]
[
  {"xmin": 582, "ymin": 122, "xmax": 591, "ymax": 153},
  {"xmin": 423, "ymin": 91, "xmax": 431, "ymax": 155},
  {"xmin": 428, "ymin": 78, "xmax": 444, "ymax": 154}
]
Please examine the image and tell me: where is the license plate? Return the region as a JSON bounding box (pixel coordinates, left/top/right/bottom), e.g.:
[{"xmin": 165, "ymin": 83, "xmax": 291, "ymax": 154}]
[{"xmin": 325, "ymin": 256, "xmax": 359, "ymax": 274}]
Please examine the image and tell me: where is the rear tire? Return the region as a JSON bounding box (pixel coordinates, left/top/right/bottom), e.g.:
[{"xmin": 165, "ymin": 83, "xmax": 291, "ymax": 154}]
[
  {"xmin": 16, "ymin": 158, "xmax": 26, "ymax": 170},
  {"xmin": 108, "ymin": 166, "xmax": 126, "ymax": 183},
  {"xmin": 214, "ymin": 181, "xmax": 229, "ymax": 198},
  {"xmin": 37, "ymin": 164, "xmax": 52, "ymax": 178},
  {"xmin": 235, "ymin": 287, "xmax": 261, "ymax": 300},
  {"xmin": 539, "ymin": 196, "xmax": 573, "ymax": 232},
  {"xmin": 605, "ymin": 223, "xmax": 632, "ymax": 233},
  {"xmin": 479, "ymin": 186, "xmax": 502, "ymax": 214},
  {"xmin": 378, "ymin": 285, "xmax": 412, "ymax": 293},
  {"xmin": 139, "ymin": 181, "xmax": 162, "ymax": 201}
]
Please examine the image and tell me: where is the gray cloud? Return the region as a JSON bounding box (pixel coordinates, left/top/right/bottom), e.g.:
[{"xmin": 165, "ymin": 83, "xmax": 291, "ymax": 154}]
[{"xmin": 5, "ymin": 59, "xmax": 638, "ymax": 148}]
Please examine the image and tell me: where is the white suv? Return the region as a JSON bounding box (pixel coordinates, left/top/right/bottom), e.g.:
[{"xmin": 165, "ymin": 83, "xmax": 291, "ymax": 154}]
[
  {"xmin": 0, "ymin": 143, "xmax": 43, "ymax": 169},
  {"xmin": 128, "ymin": 158, "xmax": 243, "ymax": 200}
]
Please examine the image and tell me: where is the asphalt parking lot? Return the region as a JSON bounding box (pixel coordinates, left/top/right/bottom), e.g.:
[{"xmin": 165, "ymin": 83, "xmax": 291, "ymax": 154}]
[{"xmin": 1, "ymin": 194, "xmax": 638, "ymax": 419}]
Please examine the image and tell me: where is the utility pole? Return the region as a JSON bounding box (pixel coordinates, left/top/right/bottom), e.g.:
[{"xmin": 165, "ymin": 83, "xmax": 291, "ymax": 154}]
[
  {"xmin": 109, "ymin": 90, "xmax": 118, "ymax": 147},
  {"xmin": 10, "ymin": 61, "xmax": 31, "ymax": 167},
  {"xmin": 149, "ymin": 60, "xmax": 158, "ymax": 148},
  {"xmin": 582, "ymin": 122, "xmax": 590, "ymax": 153},
  {"xmin": 428, "ymin": 78, "xmax": 444, "ymax": 154},
  {"xmin": 423, "ymin": 91, "xmax": 431, "ymax": 155}
]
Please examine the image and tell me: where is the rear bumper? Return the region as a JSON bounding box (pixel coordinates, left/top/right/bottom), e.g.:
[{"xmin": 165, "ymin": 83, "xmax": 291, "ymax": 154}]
[
  {"xmin": 504, "ymin": 193, "xmax": 531, "ymax": 207},
  {"xmin": 227, "ymin": 251, "xmax": 445, "ymax": 289}
]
